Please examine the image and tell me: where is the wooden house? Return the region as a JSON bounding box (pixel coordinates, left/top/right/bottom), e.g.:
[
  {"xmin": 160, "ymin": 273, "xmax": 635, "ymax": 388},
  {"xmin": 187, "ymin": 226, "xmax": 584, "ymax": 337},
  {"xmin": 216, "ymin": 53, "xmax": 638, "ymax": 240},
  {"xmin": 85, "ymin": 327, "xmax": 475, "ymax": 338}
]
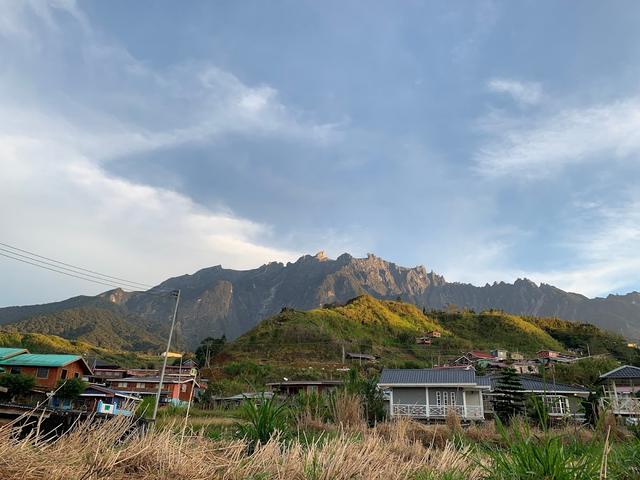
[{"xmin": 0, "ymin": 354, "xmax": 92, "ymax": 391}]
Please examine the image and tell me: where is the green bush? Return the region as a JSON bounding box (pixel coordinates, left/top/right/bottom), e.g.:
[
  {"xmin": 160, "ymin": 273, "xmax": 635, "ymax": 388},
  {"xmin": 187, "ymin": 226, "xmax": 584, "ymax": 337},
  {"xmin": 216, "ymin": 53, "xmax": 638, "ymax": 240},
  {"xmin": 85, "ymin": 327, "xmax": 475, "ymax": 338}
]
[
  {"xmin": 0, "ymin": 373, "xmax": 35, "ymax": 400},
  {"xmin": 55, "ymin": 378, "xmax": 87, "ymax": 399},
  {"xmin": 235, "ymin": 395, "xmax": 290, "ymax": 452}
]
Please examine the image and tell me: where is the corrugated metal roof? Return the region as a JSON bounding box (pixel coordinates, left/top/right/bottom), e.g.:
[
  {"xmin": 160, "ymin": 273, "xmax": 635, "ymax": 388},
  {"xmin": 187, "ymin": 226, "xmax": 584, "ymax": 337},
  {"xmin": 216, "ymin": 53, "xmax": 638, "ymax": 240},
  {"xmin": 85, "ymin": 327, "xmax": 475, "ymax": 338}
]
[
  {"xmin": 600, "ymin": 365, "xmax": 640, "ymax": 380},
  {"xmin": 0, "ymin": 353, "xmax": 83, "ymax": 368},
  {"xmin": 486, "ymin": 374, "xmax": 589, "ymax": 393},
  {"xmin": 379, "ymin": 368, "xmax": 478, "ymax": 385},
  {"xmin": 0, "ymin": 348, "xmax": 28, "ymax": 360}
]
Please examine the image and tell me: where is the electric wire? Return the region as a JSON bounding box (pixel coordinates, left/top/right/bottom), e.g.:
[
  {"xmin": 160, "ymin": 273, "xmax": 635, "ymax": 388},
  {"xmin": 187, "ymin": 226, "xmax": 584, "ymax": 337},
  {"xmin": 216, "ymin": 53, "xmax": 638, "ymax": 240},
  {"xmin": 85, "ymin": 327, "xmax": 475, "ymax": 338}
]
[
  {"xmin": 0, "ymin": 241, "xmax": 154, "ymax": 288},
  {"xmin": 0, "ymin": 251, "xmax": 174, "ymax": 297}
]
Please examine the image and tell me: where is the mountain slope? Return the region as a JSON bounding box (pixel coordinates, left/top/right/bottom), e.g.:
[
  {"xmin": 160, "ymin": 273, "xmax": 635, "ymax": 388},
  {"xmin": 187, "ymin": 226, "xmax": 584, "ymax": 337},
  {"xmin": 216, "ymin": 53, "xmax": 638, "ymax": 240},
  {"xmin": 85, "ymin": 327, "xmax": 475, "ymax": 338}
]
[
  {"xmin": 225, "ymin": 296, "xmax": 582, "ymax": 365},
  {"xmin": 1, "ymin": 307, "xmax": 165, "ymax": 351},
  {"xmin": 1, "ymin": 252, "xmax": 640, "ymax": 348}
]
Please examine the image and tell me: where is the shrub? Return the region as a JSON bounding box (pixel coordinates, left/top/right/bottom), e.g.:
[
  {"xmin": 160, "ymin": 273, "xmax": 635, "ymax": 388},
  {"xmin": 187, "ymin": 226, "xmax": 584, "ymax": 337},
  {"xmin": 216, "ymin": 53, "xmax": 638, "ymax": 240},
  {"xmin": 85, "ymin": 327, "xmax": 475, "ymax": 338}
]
[
  {"xmin": 235, "ymin": 395, "xmax": 290, "ymax": 452},
  {"xmin": 55, "ymin": 378, "xmax": 87, "ymax": 399},
  {"xmin": 0, "ymin": 373, "xmax": 35, "ymax": 400}
]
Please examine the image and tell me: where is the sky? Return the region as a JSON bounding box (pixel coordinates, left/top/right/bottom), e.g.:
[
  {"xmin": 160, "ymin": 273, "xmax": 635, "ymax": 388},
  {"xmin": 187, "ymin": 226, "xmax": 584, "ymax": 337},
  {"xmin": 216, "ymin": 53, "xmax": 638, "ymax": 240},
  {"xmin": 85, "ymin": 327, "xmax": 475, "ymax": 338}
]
[{"xmin": 1, "ymin": 0, "xmax": 640, "ymax": 306}]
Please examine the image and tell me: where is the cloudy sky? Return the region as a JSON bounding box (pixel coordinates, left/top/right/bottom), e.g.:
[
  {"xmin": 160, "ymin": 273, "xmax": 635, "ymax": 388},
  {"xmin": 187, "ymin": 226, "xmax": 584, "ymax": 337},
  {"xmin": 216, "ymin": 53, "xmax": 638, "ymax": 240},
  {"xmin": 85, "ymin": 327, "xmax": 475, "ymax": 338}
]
[{"xmin": 1, "ymin": 0, "xmax": 640, "ymax": 306}]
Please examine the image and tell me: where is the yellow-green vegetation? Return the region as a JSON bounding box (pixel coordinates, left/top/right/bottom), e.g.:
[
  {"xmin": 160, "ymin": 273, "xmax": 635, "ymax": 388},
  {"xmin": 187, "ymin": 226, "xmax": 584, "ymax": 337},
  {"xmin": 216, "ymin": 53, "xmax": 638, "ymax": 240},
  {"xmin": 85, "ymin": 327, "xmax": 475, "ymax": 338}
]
[
  {"xmin": 226, "ymin": 296, "xmax": 624, "ymax": 368},
  {"xmin": 0, "ymin": 331, "xmax": 158, "ymax": 368}
]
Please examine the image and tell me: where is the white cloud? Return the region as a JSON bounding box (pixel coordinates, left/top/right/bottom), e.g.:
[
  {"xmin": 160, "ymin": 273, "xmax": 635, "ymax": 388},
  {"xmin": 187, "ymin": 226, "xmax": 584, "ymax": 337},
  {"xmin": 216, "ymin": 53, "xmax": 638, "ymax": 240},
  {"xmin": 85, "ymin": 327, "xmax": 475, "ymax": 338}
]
[
  {"xmin": 0, "ymin": 1, "xmax": 336, "ymax": 304},
  {"xmin": 475, "ymin": 96, "xmax": 640, "ymax": 178},
  {"xmin": 487, "ymin": 78, "xmax": 542, "ymax": 106}
]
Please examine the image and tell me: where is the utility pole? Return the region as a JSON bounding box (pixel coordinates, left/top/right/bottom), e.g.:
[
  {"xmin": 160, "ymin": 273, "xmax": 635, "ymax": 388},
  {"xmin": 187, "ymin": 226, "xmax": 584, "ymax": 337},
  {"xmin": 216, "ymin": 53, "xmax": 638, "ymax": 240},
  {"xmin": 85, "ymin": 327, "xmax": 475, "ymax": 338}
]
[
  {"xmin": 342, "ymin": 344, "xmax": 345, "ymax": 364},
  {"xmin": 152, "ymin": 289, "xmax": 181, "ymax": 422}
]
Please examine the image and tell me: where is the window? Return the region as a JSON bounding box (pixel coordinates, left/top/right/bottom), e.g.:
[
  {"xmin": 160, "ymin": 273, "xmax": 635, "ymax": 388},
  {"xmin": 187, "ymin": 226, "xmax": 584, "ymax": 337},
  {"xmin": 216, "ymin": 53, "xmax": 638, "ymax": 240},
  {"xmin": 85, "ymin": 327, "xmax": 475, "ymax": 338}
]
[
  {"xmin": 436, "ymin": 391, "xmax": 442, "ymax": 406},
  {"xmin": 36, "ymin": 367, "xmax": 49, "ymax": 379},
  {"xmin": 181, "ymin": 384, "xmax": 187, "ymax": 392},
  {"xmin": 61, "ymin": 369, "xmax": 68, "ymax": 380},
  {"xmin": 74, "ymin": 372, "xmax": 80, "ymax": 379},
  {"xmin": 117, "ymin": 382, "xmax": 128, "ymax": 388},
  {"xmin": 543, "ymin": 396, "xmax": 570, "ymax": 415},
  {"xmin": 136, "ymin": 383, "xmax": 145, "ymax": 389},
  {"xmin": 450, "ymin": 392, "xmax": 457, "ymax": 405},
  {"xmin": 10, "ymin": 367, "xmax": 21, "ymax": 374}
]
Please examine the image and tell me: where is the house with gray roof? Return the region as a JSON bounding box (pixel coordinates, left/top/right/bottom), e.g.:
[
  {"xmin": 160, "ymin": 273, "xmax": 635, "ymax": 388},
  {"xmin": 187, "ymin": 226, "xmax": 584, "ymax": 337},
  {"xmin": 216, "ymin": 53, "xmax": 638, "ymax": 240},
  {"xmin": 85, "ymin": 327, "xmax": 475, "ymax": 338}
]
[
  {"xmin": 599, "ymin": 365, "xmax": 640, "ymax": 417},
  {"xmin": 378, "ymin": 368, "xmax": 490, "ymax": 421},
  {"xmin": 482, "ymin": 374, "xmax": 591, "ymax": 418}
]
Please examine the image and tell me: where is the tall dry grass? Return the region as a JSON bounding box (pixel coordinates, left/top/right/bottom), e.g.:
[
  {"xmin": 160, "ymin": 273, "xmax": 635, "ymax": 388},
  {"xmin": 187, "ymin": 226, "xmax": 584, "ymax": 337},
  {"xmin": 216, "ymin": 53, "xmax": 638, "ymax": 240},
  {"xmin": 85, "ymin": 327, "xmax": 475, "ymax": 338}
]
[{"xmin": 0, "ymin": 415, "xmax": 484, "ymax": 480}]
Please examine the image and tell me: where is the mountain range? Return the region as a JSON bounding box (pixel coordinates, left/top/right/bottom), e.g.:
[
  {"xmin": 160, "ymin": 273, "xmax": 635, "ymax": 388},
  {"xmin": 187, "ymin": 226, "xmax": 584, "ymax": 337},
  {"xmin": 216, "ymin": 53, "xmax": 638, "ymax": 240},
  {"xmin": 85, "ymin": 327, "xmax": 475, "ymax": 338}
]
[{"xmin": 1, "ymin": 251, "xmax": 639, "ymax": 349}]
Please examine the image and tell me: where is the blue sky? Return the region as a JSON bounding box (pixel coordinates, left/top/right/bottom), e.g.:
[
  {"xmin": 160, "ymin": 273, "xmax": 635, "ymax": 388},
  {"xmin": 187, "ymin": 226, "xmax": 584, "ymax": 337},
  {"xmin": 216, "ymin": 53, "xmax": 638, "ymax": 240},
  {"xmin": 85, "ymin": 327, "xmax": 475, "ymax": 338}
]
[{"xmin": 1, "ymin": 0, "xmax": 640, "ymax": 306}]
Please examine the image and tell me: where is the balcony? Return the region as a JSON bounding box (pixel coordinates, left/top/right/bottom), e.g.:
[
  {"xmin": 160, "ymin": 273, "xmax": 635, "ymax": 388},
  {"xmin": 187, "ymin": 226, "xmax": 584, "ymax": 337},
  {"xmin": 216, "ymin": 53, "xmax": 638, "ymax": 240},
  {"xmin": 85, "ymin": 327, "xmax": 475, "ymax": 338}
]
[
  {"xmin": 392, "ymin": 404, "xmax": 483, "ymax": 419},
  {"xmin": 602, "ymin": 396, "xmax": 640, "ymax": 415}
]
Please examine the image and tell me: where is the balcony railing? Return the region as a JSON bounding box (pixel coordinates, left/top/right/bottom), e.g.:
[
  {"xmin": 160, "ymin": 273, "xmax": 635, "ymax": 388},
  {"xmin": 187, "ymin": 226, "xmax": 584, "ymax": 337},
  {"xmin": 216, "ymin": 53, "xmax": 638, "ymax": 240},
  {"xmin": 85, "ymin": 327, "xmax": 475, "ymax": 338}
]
[
  {"xmin": 392, "ymin": 404, "xmax": 483, "ymax": 419},
  {"xmin": 602, "ymin": 396, "xmax": 640, "ymax": 415}
]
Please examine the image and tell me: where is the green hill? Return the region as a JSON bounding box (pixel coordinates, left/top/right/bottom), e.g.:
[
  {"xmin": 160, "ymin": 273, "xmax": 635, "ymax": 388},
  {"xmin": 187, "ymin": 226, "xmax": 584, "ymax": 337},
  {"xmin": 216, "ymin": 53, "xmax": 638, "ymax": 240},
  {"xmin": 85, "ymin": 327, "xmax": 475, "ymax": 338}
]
[
  {"xmin": 224, "ymin": 296, "xmax": 640, "ymax": 367},
  {"xmin": 1, "ymin": 307, "xmax": 165, "ymax": 352},
  {"xmin": 0, "ymin": 331, "xmax": 159, "ymax": 368}
]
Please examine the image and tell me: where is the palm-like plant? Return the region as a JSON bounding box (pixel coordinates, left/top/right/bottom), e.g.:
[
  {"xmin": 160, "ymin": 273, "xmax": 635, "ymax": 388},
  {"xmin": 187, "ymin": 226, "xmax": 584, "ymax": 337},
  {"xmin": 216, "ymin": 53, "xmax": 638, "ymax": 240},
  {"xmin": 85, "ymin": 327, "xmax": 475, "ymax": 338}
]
[{"xmin": 236, "ymin": 395, "xmax": 290, "ymax": 452}]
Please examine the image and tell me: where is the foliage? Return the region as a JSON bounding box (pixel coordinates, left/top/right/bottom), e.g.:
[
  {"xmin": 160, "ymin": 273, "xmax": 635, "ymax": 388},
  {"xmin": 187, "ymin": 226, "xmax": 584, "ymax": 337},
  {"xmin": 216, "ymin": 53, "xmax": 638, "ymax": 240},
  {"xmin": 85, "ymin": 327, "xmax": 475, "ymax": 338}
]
[
  {"xmin": 235, "ymin": 395, "xmax": 290, "ymax": 452},
  {"xmin": 526, "ymin": 395, "xmax": 550, "ymax": 430},
  {"xmin": 195, "ymin": 335, "xmax": 226, "ymax": 368},
  {"xmin": 135, "ymin": 396, "xmax": 156, "ymax": 418},
  {"xmin": 552, "ymin": 357, "xmax": 620, "ymax": 387},
  {"xmin": 1, "ymin": 307, "xmax": 165, "ymax": 351},
  {"xmin": 485, "ymin": 419, "xmax": 606, "ymax": 480},
  {"xmin": 0, "ymin": 373, "xmax": 35, "ymax": 399},
  {"xmin": 55, "ymin": 378, "xmax": 87, "ymax": 399},
  {"xmin": 493, "ymin": 368, "xmax": 526, "ymax": 425},
  {"xmin": 580, "ymin": 388, "xmax": 602, "ymax": 427},
  {"xmin": 344, "ymin": 368, "xmax": 386, "ymax": 425}
]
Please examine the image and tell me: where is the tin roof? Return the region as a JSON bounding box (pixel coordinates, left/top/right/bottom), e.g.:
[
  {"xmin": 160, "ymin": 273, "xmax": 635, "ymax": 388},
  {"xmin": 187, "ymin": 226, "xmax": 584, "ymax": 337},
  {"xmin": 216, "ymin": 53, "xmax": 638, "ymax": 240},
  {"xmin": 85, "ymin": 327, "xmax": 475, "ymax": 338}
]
[
  {"xmin": 485, "ymin": 374, "xmax": 589, "ymax": 394},
  {"xmin": 379, "ymin": 368, "xmax": 481, "ymax": 386},
  {"xmin": 0, "ymin": 353, "xmax": 91, "ymax": 373},
  {"xmin": 599, "ymin": 365, "xmax": 640, "ymax": 380},
  {"xmin": 0, "ymin": 348, "xmax": 28, "ymax": 360}
]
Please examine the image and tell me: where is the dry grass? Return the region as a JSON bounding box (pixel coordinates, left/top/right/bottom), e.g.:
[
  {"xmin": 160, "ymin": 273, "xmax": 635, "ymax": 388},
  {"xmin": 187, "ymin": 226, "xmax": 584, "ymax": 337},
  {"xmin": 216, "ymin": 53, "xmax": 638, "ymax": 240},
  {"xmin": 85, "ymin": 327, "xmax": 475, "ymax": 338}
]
[{"xmin": 0, "ymin": 415, "xmax": 484, "ymax": 480}]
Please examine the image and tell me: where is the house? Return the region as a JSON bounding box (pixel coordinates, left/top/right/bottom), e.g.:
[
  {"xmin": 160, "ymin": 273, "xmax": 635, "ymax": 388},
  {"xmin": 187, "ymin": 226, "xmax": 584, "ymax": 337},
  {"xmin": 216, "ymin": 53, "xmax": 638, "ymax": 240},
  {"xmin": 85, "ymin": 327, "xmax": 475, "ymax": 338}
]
[
  {"xmin": 90, "ymin": 362, "xmax": 128, "ymax": 383},
  {"xmin": 453, "ymin": 351, "xmax": 495, "ymax": 366},
  {"xmin": 509, "ymin": 352, "xmax": 525, "ymax": 361},
  {"xmin": 0, "ymin": 354, "xmax": 93, "ymax": 390},
  {"xmin": 50, "ymin": 384, "xmax": 140, "ymax": 415},
  {"xmin": 483, "ymin": 374, "xmax": 590, "ymax": 418},
  {"xmin": 510, "ymin": 361, "xmax": 539, "ymax": 375},
  {"xmin": 346, "ymin": 352, "xmax": 377, "ymax": 363},
  {"xmin": 599, "ymin": 365, "xmax": 640, "ymax": 418},
  {"xmin": 105, "ymin": 376, "xmax": 198, "ymax": 405},
  {"xmin": 378, "ymin": 368, "xmax": 490, "ymax": 421},
  {"xmin": 491, "ymin": 349, "xmax": 508, "ymax": 361},
  {"xmin": 267, "ymin": 380, "xmax": 343, "ymax": 396},
  {"xmin": 210, "ymin": 391, "xmax": 274, "ymax": 407},
  {"xmin": 415, "ymin": 337, "xmax": 432, "ymax": 345}
]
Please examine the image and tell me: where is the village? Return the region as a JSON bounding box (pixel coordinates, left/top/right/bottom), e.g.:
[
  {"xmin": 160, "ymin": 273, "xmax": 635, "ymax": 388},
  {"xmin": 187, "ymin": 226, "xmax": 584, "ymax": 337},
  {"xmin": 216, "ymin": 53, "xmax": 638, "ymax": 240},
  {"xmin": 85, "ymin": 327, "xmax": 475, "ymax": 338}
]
[{"xmin": 0, "ymin": 340, "xmax": 638, "ymax": 430}]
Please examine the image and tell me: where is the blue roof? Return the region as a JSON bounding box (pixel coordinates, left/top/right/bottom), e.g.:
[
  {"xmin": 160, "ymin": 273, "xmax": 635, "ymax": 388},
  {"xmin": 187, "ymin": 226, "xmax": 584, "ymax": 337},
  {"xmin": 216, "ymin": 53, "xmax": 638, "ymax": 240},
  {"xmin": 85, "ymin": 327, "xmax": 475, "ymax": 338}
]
[{"xmin": 379, "ymin": 368, "xmax": 479, "ymax": 385}]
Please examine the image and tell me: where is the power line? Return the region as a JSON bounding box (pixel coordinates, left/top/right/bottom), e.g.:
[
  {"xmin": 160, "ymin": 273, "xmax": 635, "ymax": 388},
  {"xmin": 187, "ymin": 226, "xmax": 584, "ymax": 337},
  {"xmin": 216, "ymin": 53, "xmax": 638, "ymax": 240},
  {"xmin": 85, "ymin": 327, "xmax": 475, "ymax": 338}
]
[
  {"xmin": 0, "ymin": 251, "xmax": 173, "ymax": 298},
  {"xmin": 0, "ymin": 251, "xmax": 129, "ymax": 290},
  {"xmin": 0, "ymin": 246, "xmax": 150, "ymax": 291},
  {"xmin": 0, "ymin": 241, "xmax": 154, "ymax": 288}
]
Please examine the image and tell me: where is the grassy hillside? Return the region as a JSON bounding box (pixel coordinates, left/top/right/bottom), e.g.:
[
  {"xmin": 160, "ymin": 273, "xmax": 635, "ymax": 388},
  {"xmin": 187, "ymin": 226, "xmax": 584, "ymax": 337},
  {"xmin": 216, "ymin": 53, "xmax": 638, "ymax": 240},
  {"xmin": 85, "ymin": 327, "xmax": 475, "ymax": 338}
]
[
  {"xmin": 224, "ymin": 296, "xmax": 640, "ymax": 368},
  {"xmin": 0, "ymin": 331, "xmax": 159, "ymax": 368},
  {"xmin": 1, "ymin": 307, "xmax": 165, "ymax": 352}
]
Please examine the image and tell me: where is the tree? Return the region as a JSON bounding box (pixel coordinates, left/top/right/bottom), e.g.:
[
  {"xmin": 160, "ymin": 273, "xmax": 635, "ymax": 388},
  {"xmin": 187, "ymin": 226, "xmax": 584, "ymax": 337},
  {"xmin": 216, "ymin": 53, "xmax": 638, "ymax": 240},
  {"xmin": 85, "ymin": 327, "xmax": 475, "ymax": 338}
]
[
  {"xmin": 195, "ymin": 336, "xmax": 226, "ymax": 368},
  {"xmin": 0, "ymin": 373, "xmax": 35, "ymax": 401},
  {"xmin": 493, "ymin": 367, "xmax": 526, "ymax": 424},
  {"xmin": 56, "ymin": 378, "xmax": 87, "ymax": 400}
]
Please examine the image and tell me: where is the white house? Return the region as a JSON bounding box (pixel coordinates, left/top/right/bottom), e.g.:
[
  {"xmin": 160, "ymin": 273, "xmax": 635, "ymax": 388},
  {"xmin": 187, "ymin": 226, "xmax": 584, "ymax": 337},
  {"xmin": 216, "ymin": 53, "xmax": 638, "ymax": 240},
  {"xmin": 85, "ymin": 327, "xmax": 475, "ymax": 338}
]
[
  {"xmin": 378, "ymin": 368, "xmax": 490, "ymax": 421},
  {"xmin": 599, "ymin": 365, "xmax": 640, "ymax": 417}
]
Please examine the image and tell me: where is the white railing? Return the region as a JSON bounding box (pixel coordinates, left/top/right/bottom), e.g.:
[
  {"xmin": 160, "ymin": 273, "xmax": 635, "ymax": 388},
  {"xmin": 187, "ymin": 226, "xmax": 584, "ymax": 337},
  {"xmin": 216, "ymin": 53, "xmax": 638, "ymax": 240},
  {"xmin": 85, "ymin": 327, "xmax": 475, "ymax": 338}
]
[
  {"xmin": 602, "ymin": 396, "xmax": 640, "ymax": 415},
  {"xmin": 392, "ymin": 404, "xmax": 483, "ymax": 419}
]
